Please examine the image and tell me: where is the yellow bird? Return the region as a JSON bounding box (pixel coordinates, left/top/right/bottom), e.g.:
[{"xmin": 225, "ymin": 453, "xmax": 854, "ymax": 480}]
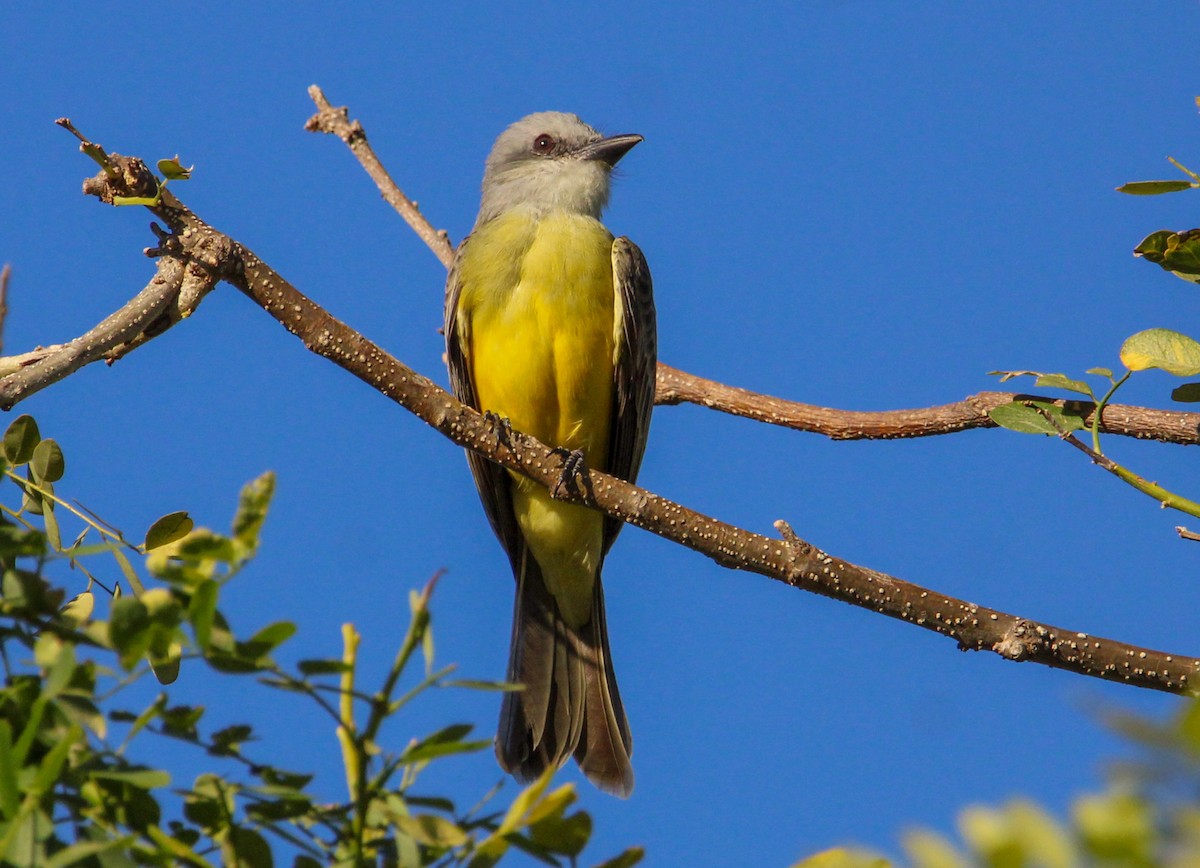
[{"xmin": 444, "ymin": 112, "xmax": 655, "ymax": 797}]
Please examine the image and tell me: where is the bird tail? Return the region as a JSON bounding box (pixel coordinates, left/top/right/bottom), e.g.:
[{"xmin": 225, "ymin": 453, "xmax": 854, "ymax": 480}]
[{"xmin": 496, "ymin": 551, "xmax": 634, "ymax": 797}]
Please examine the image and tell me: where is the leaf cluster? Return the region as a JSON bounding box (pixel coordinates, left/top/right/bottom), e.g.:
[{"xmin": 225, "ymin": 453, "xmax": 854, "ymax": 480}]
[{"xmin": 0, "ymin": 415, "xmax": 640, "ymax": 867}]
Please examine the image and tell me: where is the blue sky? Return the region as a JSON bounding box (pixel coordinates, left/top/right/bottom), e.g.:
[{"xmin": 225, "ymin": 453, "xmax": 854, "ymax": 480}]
[{"xmin": 6, "ymin": 3, "xmax": 1200, "ymax": 864}]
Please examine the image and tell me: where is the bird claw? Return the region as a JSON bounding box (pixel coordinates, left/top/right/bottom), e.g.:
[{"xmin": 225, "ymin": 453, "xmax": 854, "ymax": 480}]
[
  {"xmin": 550, "ymin": 447, "xmax": 587, "ymax": 498},
  {"xmin": 483, "ymin": 410, "xmax": 513, "ymax": 447}
]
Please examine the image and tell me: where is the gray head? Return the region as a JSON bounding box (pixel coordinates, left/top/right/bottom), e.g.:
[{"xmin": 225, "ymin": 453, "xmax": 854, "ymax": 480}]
[{"xmin": 476, "ymin": 112, "xmax": 642, "ymax": 225}]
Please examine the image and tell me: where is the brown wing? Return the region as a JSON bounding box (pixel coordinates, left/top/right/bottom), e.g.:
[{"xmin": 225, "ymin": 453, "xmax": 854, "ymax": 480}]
[
  {"xmin": 444, "ymin": 238, "xmax": 524, "ymax": 573},
  {"xmin": 602, "ymin": 237, "xmax": 657, "ymax": 555}
]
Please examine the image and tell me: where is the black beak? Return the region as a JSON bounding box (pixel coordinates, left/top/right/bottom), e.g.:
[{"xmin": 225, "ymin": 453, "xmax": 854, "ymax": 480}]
[{"xmin": 577, "ymin": 133, "xmax": 643, "ymax": 167}]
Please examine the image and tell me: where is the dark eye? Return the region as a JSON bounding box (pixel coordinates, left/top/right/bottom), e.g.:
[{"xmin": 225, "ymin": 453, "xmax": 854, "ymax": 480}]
[{"xmin": 532, "ymin": 133, "xmax": 556, "ymax": 155}]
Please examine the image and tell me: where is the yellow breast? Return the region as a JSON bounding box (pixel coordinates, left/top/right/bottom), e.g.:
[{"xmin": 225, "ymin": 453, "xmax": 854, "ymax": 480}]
[
  {"xmin": 459, "ymin": 209, "xmax": 617, "ymax": 467},
  {"xmin": 455, "ymin": 208, "xmax": 618, "ymax": 624}
]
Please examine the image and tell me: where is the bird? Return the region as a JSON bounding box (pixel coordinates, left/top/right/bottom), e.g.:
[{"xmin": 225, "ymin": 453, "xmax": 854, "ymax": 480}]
[{"xmin": 444, "ymin": 112, "xmax": 656, "ymax": 797}]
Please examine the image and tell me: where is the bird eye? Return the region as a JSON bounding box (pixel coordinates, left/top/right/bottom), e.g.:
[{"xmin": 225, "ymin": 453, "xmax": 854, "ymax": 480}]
[{"xmin": 532, "ymin": 133, "xmax": 556, "ymax": 155}]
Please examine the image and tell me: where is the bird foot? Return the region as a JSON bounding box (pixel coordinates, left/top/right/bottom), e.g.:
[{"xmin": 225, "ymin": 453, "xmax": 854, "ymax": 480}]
[
  {"xmin": 550, "ymin": 447, "xmax": 587, "ymax": 498},
  {"xmin": 482, "ymin": 410, "xmax": 513, "ymax": 448}
]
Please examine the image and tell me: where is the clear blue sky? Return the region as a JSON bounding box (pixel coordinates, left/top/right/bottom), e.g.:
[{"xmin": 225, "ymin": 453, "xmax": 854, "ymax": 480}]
[{"xmin": 6, "ymin": 4, "xmax": 1200, "ymax": 864}]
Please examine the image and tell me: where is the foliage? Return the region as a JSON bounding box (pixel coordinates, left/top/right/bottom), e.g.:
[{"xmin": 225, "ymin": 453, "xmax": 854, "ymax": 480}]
[
  {"xmin": 984, "ymin": 106, "xmax": 1200, "ymax": 524},
  {"xmin": 793, "ymin": 695, "xmax": 1200, "ymax": 868},
  {"xmin": 0, "ymin": 415, "xmax": 641, "ymax": 866}
]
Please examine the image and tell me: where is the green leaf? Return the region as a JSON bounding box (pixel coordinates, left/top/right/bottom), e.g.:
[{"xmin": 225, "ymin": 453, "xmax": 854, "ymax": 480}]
[
  {"xmin": 188, "ymin": 579, "xmax": 218, "ymax": 651},
  {"xmin": 443, "ymin": 678, "xmax": 522, "ymax": 692},
  {"xmin": 988, "ymin": 401, "xmax": 1086, "ymax": 436},
  {"xmin": 239, "ymin": 621, "xmax": 296, "ymax": 658},
  {"xmin": 42, "ymin": 836, "xmax": 137, "ymax": 868},
  {"xmin": 61, "ymin": 590, "xmax": 95, "ymax": 626},
  {"xmin": 227, "ymin": 826, "xmax": 272, "ymax": 868},
  {"xmin": 1006, "ymin": 800, "xmax": 1074, "ymax": 868},
  {"xmin": 402, "ymin": 723, "xmax": 490, "ymax": 763},
  {"xmin": 1086, "ymin": 367, "xmax": 1114, "ymax": 378},
  {"xmin": 31, "ymin": 724, "xmax": 81, "ymax": 794},
  {"xmin": 1116, "ymin": 180, "xmax": 1195, "ymax": 195},
  {"xmin": 29, "ymin": 439, "xmax": 64, "ymax": 483},
  {"xmin": 1120, "ymin": 328, "xmax": 1200, "ymax": 376},
  {"xmin": 20, "ymin": 481, "xmax": 46, "ymax": 516},
  {"xmin": 156, "ymin": 156, "xmax": 193, "ymax": 180},
  {"xmin": 90, "ymin": 768, "xmax": 171, "ymax": 789},
  {"xmin": 592, "ymin": 847, "xmax": 646, "ymax": 868},
  {"xmin": 902, "ymin": 830, "xmax": 967, "ymax": 868},
  {"xmin": 1134, "ymin": 229, "xmax": 1200, "ymax": 277},
  {"xmin": 790, "ymin": 849, "xmax": 888, "ymax": 868},
  {"xmin": 3, "ymin": 416, "xmax": 40, "ymax": 465},
  {"xmin": 112, "ymin": 548, "xmax": 145, "ymax": 597},
  {"xmin": 296, "ymin": 658, "xmax": 350, "ymax": 676},
  {"xmin": 529, "ymin": 808, "xmax": 591, "ymax": 857},
  {"xmin": 209, "ymin": 724, "xmax": 253, "ymax": 756},
  {"xmin": 1073, "ymin": 792, "xmax": 1153, "ymax": 863},
  {"xmin": 144, "ymin": 825, "xmax": 217, "ymax": 868},
  {"xmin": 144, "ymin": 511, "xmax": 194, "ymax": 551},
  {"xmin": 109, "ymin": 597, "xmax": 151, "ymax": 659},
  {"xmin": 393, "ymin": 814, "xmax": 470, "ymax": 849},
  {"xmin": 150, "ymin": 641, "xmax": 182, "ymax": 685},
  {"xmin": 1172, "ymin": 383, "xmax": 1200, "ymax": 402},
  {"xmin": 1033, "ymin": 373, "xmax": 1093, "ymax": 398},
  {"xmin": 42, "ymin": 501, "xmax": 61, "ymax": 550},
  {"xmin": 1178, "ymin": 699, "xmax": 1200, "ymax": 754},
  {"xmin": 233, "ymin": 472, "xmax": 275, "ymax": 558},
  {"xmin": 0, "ymin": 723, "xmax": 19, "ymax": 819}
]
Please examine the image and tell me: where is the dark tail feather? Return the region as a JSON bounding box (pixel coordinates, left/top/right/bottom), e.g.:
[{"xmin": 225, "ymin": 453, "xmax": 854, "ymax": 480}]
[{"xmin": 496, "ymin": 552, "xmax": 634, "ymax": 797}]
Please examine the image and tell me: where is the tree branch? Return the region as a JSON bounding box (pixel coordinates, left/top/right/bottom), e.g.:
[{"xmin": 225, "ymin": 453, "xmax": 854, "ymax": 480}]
[
  {"xmin": 23, "ymin": 127, "xmax": 1196, "ymax": 696},
  {"xmin": 304, "ymin": 86, "xmax": 455, "ymax": 270},
  {"xmin": 655, "ymin": 364, "xmax": 1200, "ymax": 445}
]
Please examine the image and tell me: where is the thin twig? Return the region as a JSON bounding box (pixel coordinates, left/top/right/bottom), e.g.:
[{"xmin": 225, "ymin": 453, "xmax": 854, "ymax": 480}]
[
  {"xmin": 0, "ymin": 264, "xmax": 10, "ymax": 356},
  {"xmin": 304, "ymin": 85, "xmax": 455, "ymax": 269}
]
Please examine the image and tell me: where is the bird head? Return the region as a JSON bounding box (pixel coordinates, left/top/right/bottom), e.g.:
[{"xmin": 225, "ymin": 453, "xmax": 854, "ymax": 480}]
[{"xmin": 477, "ymin": 112, "xmax": 642, "ymax": 224}]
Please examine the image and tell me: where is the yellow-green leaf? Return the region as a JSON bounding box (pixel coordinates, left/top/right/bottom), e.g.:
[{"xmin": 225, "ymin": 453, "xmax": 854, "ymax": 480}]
[
  {"xmin": 902, "ymin": 830, "xmax": 966, "ymax": 868},
  {"xmin": 156, "ymin": 156, "xmax": 193, "ymax": 180},
  {"xmin": 150, "ymin": 641, "xmax": 182, "ymax": 685},
  {"xmin": 145, "ymin": 511, "xmax": 193, "ymax": 551},
  {"xmin": 791, "ymin": 848, "xmax": 890, "ymax": 868},
  {"xmin": 61, "ymin": 591, "xmax": 94, "ymax": 626},
  {"xmin": 393, "ymin": 814, "xmax": 469, "ymax": 849},
  {"xmin": 1034, "ymin": 373, "xmax": 1093, "ymax": 398},
  {"xmin": 1120, "ymin": 328, "xmax": 1200, "ymax": 376}
]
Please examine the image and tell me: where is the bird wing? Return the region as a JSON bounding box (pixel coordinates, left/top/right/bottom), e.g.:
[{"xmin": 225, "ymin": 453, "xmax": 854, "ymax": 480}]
[
  {"xmin": 602, "ymin": 237, "xmax": 657, "ymax": 555},
  {"xmin": 444, "ymin": 239, "xmax": 524, "ymax": 573}
]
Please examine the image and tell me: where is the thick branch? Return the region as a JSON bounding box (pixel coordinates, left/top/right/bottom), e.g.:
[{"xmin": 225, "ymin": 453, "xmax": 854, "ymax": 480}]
[
  {"xmin": 655, "ymin": 364, "xmax": 1200, "ymax": 445},
  {"xmin": 0, "ymin": 254, "xmax": 220, "ymax": 410}
]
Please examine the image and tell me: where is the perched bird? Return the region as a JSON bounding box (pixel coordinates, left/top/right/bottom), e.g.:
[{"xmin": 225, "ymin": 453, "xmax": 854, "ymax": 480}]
[{"xmin": 444, "ymin": 112, "xmax": 656, "ymax": 797}]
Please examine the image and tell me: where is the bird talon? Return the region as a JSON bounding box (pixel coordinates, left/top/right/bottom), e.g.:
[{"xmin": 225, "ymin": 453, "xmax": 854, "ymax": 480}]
[
  {"xmin": 483, "ymin": 410, "xmax": 513, "ymax": 447},
  {"xmin": 550, "ymin": 447, "xmax": 587, "ymax": 498}
]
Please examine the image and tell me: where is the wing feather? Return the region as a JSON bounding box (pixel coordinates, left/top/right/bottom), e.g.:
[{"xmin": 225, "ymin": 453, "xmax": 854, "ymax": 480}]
[{"xmin": 603, "ymin": 237, "xmax": 657, "ymax": 554}]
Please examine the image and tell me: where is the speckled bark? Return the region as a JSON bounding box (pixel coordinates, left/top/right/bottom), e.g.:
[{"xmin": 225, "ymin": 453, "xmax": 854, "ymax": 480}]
[{"xmin": 656, "ymin": 364, "xmax": 1200, "ymax": 445}]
